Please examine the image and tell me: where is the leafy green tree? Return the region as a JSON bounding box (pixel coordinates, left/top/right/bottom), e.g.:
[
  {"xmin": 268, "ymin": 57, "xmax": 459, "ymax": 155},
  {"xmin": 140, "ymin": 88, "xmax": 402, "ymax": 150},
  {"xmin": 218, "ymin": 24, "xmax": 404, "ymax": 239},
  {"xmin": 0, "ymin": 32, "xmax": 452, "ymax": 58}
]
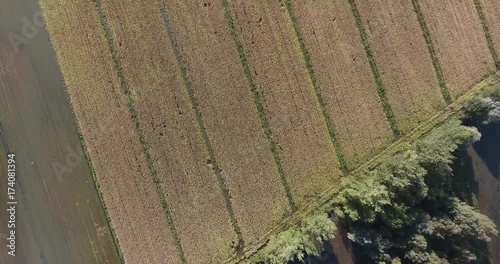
[
  {"xmin": 332, "ymin": 120, "xmax": 497, "ymax": 264},
  {"xmin": 251, "ymin": 211, "xmax": 336, "ymax": 264}
]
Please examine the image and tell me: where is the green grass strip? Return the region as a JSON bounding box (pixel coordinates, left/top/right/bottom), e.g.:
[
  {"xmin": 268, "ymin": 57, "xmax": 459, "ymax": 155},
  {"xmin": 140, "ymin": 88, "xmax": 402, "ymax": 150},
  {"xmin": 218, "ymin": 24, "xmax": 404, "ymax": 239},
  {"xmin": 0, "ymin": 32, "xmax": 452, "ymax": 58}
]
[
  {"xmin": 92, "ymin": 0, "xmax": 187, "ymax": 262},
  {"xmin": 411, "ymin": 0, "xmax": 453, "ymax": 105},
  {"xmin": 473, "ymin": 0, "xmax": 500, "ymax": 68},
  {"xmin": 156, "ymin": 0, "xmax": 245, "ymax": 249},
  {"xmin": 347, "ymin": 0, "xmax": 401, "ymax": 137},
  {"xmin": 221, "ymin": 0, "xmax": 297, "ymax": 212},
  {"xmin": 284, "ymin": 0, "xmax": 348, "ymax": 172}
]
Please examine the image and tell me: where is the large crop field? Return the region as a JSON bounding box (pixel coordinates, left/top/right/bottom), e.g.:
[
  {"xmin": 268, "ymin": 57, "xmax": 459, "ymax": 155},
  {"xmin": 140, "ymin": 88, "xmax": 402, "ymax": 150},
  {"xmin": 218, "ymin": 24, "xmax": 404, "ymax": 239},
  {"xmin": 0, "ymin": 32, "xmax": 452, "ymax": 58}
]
[{"xmin": 34, "ymin": 0, "xmax": 500, "ymax": 262}]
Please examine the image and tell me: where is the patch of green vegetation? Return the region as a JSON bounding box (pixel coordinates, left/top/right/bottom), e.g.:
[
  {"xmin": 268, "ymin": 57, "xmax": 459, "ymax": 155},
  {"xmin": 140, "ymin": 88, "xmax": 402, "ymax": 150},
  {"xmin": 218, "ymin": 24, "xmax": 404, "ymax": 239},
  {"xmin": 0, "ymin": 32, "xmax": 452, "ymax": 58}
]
[
  {"xmin": 221, "ymin": 0, "xmax": 296, "ymax": 211},
  {"xmin": 93, "ymin": 0, "xmax": 187, "ymax": 262},
  {"xmin": 411, "ymin": 0, "xmax": 452, "ymax": 105},
  {"xmin": 249, "ymin": 211, "xmax": 336, "ymax": 264},
  {"xmin": 156, "ymin": 0, "xmax": 244, "ymax": 248},
  {"xmin": 284, "ymin": 0, "xmax": 348, "ymax": 172},
  {"xmin": 462, "ymin": 83, "xmax": 500, "ymax": 123},
  {"xmin": 332, "ymin": 119, "xmax": 497, "ymax": 263},
  {"xmin": 473, "ymin": 0, "xmax": 499, "ymax": 68},
  {"xmin": 347, "ymin": 0, "xmax": 401, "ymax": 137}
]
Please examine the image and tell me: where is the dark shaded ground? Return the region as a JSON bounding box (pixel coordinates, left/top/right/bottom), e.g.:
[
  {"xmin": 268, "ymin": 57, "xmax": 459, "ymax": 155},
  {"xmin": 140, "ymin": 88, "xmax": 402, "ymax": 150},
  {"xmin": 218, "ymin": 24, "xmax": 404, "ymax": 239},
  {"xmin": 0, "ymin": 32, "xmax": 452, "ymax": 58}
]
[
  {"xmin": 453, "ymin": 123, "xmax": 500, "ymax": 264},
  {"xmin": 0, "ymin": 0, "xmax": 120, "ymax": 263}
]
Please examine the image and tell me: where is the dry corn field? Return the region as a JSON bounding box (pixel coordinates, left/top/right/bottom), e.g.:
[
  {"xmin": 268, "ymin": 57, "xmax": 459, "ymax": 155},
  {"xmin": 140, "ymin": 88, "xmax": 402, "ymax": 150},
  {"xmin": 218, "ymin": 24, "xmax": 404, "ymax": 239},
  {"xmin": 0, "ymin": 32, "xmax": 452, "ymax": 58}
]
[{"xmin": 38, "ymin": 0, "xmax": 500, "ymax": 262}]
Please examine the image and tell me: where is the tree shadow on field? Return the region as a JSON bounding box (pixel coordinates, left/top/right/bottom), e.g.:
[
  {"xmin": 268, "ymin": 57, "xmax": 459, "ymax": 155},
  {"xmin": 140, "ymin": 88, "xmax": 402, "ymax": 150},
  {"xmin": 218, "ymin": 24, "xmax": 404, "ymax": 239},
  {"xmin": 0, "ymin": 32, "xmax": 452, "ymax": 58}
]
[
  {"xmin": 474, "ymin": 123, "xmax": 500, "ymax": 180},
  {"xmin": 291, "ymin": 223, "xmax": 359, "ymax": 264}
]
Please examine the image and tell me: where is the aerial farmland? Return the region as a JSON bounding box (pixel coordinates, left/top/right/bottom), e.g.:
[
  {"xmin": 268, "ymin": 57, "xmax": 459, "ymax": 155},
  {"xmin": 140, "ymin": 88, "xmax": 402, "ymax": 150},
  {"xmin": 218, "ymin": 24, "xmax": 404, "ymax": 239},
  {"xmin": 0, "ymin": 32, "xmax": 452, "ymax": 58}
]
[{"xmin": 1, "ymin": 0, "xmax": 499, "ymax": 263}]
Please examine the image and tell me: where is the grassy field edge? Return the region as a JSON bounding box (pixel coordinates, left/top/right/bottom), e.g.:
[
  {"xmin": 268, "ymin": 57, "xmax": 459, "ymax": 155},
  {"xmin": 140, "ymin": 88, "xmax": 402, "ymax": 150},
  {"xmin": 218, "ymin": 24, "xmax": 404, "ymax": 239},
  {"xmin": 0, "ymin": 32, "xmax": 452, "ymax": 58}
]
[
  {"xmin": 221, "ymin": 0, "xmax": 297, "ymax": 211},
  {"xmin": 226, "ymin": 71, "xmax": 500, "ymax": 264},
  {"xmin": 92, "ymin": 0, "xmax": 187, "ymax": 262}
]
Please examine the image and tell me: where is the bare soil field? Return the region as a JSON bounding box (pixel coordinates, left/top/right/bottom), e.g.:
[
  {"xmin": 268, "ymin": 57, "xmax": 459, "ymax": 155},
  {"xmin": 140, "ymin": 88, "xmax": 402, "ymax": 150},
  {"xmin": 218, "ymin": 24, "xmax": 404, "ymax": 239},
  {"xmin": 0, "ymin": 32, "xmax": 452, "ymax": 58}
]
[
  {"xmin": 100, "ymin": 0, "xmax": 238, "ymax": 262},
  {"xmin": 160, "ymin": 0, "xmax": 290, "ymax": 244},
  {"xmin": 479, "ymin": 0, "xmax": 500, "ymax": 64},
  {"xmin": 0, "ymin": 0, "xmax": 120, "ymax": 263},
  {"xmin": 289, "ymin": 0, "xmax": 394, "ymax": 168},
  {"xmin": 40, "ymin": 0, "xmax": 183, "ymax": 263},
  {"xmin": 227, "ymin": 0, "xmax": 342, "ymax": 205},
  {"xmin": 417, "ymin": 0, "xmax": 495, "ymax": 98},
  {"xmin": 356, "ymin": 0, "xmax": 446, "ymax": 133}
]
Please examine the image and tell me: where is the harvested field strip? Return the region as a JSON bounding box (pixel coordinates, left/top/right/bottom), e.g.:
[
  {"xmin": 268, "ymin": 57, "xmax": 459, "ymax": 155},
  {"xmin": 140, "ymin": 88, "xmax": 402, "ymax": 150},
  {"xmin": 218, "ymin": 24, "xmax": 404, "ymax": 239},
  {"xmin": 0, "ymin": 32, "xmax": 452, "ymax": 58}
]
[
  {"xmin": 347, "ymin": 0, "xmax": 400, "ymax": 137},
  {"xmin": 355, "ymin": 0, "xmax": 447, "ymax": 134},
  {"xmin": 228, "ymin": 71, "xmax": 500, "ymax": 264},
  {"xmin": 160, "ymin": 0, "xmax": 290, "ymax": 244},
  {"xmin": 102, "ymin": 0, "xmax": 240, "ymax": 262},
  {"xmin": 289, "ymin": 0, "xmax": 394, "ymax": 168},
  {"xmin": 411, "ymin": 0, "xmax": 452, "ymax": 104},
  {"xmin": 155, "ymin": 0, "xmax": 244, "ymax": 248},
  {"xmin": 283, "ymin": 0, "xmax": 347, "ymax": 171},
  {"xmin": 417, "ymin": 0, "xmax": 495, "ymax": 98},
  {"xmin": 227, "ymin": 0, "xmax": 342, "ymax": 206},
  {"xmin": 473, "ymin": 0, "xmax": 499, "ymax": 66},
  {"xmin": 221, "ymin": 0, "xmax": 296, "ymax": 211},
  {"xmin": 92, "ymin": 0, "xmax": 187, "ymax": 262}
]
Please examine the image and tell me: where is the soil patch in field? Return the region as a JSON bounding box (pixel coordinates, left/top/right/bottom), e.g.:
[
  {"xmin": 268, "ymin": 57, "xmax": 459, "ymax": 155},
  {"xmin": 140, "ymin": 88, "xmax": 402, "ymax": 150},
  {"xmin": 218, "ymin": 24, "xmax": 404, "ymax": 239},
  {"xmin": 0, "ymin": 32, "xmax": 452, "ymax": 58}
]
[{"xmin": 0, "ymin": 0, "xmax": 121, "ymax": 263}]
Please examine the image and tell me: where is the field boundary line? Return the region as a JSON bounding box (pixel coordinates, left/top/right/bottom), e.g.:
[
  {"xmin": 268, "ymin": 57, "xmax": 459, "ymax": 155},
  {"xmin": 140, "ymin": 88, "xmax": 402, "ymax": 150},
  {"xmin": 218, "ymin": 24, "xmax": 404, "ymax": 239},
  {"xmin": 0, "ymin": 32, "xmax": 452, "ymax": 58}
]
[
  {"xmin": 283, "ymin": 0, "xmax": 348, "ymax": 172},
  {"xmin": 155, "ymin": 0, "xmax": 245, "ymax": 248},
  {"xmin": 221, "ymin": 0, "xmax": 297, "ymax": 211},
  {"xmin": 411, "ymin": 0, "xmax": 453, "ymax": 105},
  {"xmin": 348, "ymin": 0, "xmax": 401, "ymax": 137},
  {"xmin": 36, "ymin": 8, "xmax": 127, "ymax": 263},
  {"xmin": 473, "ymin": 0, "xmax": 500, "ymax": 68},
  {"xmin": 226, "ymin": 71, "xmax": 500, "ymax": 263},
  {"xmin": 92, "ymin": 0, "xmax": 187, "ymax": 262}
]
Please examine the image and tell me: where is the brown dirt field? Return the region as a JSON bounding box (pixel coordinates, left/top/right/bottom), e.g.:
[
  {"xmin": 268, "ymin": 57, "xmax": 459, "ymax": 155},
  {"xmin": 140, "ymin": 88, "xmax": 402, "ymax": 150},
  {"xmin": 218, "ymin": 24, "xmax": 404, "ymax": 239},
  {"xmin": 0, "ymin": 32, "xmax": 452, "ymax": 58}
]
[
  {"xmin": 40, "ymin": 0, "xmax": 183, "ymax": 263},
  {"xmin": 100, "ymin": 0, "xmax": 238, "ymax": 262},
  {"xmin": 227, "ymin": 0, "xmax": 342, "ymax": 205},
  {"xmin": 161, "ymin": 0, "xmax": 290, "ymax": 243},
  {"xmin": 418, "ymin": 0, "xmax": 495, "ymax": 98},
  {"xmin": 480, "ymin": 0, "xmax": 500, "ymax": 62},
  {"xmin": 290, "ymin": 0, "xmax": 394, "ymax": 168},
  {"xmin": 356, "ymin": 0, "xmax": 446, "ymax": 133}
]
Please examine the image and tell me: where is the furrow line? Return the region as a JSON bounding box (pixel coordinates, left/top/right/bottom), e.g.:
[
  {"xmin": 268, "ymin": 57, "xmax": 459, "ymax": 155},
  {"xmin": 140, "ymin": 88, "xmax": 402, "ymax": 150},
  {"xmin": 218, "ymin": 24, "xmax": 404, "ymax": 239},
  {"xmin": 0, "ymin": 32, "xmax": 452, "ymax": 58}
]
[
  {"xmin": 156, "ymin": 0, "xmax": 245, "ymax": 248},
  {"xmin": 92, "ymin": 0, "xmax": 187, "ymax": 262},
  {"xmin": 411, "ymin": 0, "xmax": 452, "ymax": 105},
  {"xmin": 347, "ymin": 0, "xmax": 401, "ymax": 137},
  {"xmin": 283, "ymin": 0, "xmax": 348, "ymax": 172},
  {"xmin": 473, "ymin": 0, "xmax": 500, "ymax": 67},
  {"xmin": 220, "ymin": 0, "xmax": 297, "ymax": 211}
]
